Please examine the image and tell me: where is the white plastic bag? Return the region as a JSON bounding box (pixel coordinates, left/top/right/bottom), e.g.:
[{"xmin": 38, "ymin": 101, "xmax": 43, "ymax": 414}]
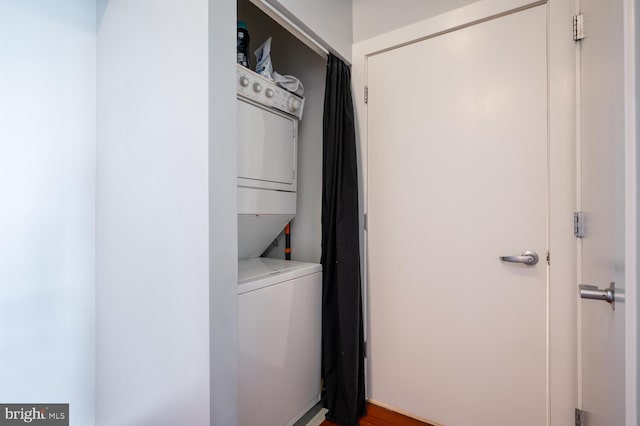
[
  {"xmin": 254, "ymin": 37, "xmax": 273, "ymax": 80},
  {"xmin": 273, "ymin": 71, "xmax": 304, "ymax": 96}
]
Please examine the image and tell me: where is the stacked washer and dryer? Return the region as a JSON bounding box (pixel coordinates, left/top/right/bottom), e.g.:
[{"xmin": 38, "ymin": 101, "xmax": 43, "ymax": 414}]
[{"xmin": 236, "ymin": 64, "xmax": 322, "ymax": 426}]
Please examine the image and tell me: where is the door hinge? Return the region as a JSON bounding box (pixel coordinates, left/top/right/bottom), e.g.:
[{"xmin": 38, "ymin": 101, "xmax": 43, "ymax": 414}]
[
  {"xmin": 546, "ymin": 251, "xmax": 551, "ymax": 265},
  {"xmin": 573, "ymin": 14, "xmax": 584, "ymax": 41},
  {"xmin": 364, "ymin": 213, "xmax": 368, "ymax": 231},
  {"xmin": 575, "ymin": 408, "xmax": 586, "ymax": 426},
  {"xmin": 364, "ymin": 85, "xmax": 369, "ymax": 104},
  {"xmin": 574, "ymin": 211, "xmax": 585, "ymax": 238}
]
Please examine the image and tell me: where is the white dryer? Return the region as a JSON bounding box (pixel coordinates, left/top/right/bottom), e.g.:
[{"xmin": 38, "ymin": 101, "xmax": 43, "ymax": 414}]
[{"xmin": 236, "ymin": 64, "xmax": 303, "ymax": 259}]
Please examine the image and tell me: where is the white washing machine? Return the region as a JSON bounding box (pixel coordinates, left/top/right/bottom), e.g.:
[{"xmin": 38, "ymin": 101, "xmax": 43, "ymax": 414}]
[
  {"xmin": 238, "ymin": 258, "xmax": 322, "ymax": 426},
  {"xmin": 236, "ymin": 66, "xmax": 322, "ymax": 425}
]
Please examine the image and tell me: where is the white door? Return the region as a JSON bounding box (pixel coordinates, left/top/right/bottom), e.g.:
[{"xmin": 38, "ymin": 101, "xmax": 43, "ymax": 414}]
[
  {"xmin": 578, "ymin": 0, "xmax": 627, "ymax": 424},
  {"xmin": 367, "ymin": 5, "xmax": 548, "ymax": 425},
  {"xmin": 237, "ymin": 99, "xmax": 297, "ymax": 191}
]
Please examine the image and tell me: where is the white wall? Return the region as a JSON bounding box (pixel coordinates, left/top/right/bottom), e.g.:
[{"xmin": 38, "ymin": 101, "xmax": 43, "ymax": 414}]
[
  {"xmin": 636, "ymin": 0, "xmax": 640, "ymax": 415},
  {"xmin": 353, "ymin": 0, "xmax": 481, "ymax": 42},
  {"xmin": 96, "ymin": 0, "xmax": 212, "ymax": 424},
  {"xmin": 0, "ymin": 2, "xmax": 96, "ymax": 425},
  {"xmin": 261, "ymin": 0, "xmax": 352, "ymax": 63},
  {"xmin": 631, "ymin": 0, "xmax": 640, "ymax": 419},
  {"xmin": 283, "ymin": 54, "xmax": 326, "ymax": 263},
  {"xmin": 637, "ymin": 0, "xmax": 640, "ymax": 410},
  {"xmin": 209, "ymin": 0, "xmax": 239, "ymax": 424}
]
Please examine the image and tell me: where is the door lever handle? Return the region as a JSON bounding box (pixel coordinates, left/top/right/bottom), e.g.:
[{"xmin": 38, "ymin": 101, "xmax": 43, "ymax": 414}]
[
  {"xmin": 500, "ymin": 250, "xmax": 539, "ymax": 266},
  {"xmin": 579, "ymin": 282, "xmax": 615, "ymax": 310}
]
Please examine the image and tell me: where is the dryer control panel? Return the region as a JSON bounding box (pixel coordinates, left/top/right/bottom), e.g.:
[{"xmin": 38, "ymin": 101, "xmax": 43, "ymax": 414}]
[{"xmin": 237, "ymin": 64, "xmax": 304, "ymax": 120}]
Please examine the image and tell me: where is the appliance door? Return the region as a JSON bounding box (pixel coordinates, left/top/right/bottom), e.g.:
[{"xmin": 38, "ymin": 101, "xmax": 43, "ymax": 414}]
[
  {"xmin": 238, "ymin": 270, "xmax": 322, "ymax": 426},
  {"xmin": 237, "ymin": 98, "xmax": 297, "ymax": 192}
]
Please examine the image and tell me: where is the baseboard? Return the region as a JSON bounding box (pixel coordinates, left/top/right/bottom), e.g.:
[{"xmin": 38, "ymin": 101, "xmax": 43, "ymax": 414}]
[{"xmin": 287, "ymin": 394, "xmax": 322, "ymax": 426}]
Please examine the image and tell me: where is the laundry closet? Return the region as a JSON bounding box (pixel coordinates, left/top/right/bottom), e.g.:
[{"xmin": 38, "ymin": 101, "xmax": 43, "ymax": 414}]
[{"xmin": 235, "ymin": 1, "xmax": 327, "ymax": 424}]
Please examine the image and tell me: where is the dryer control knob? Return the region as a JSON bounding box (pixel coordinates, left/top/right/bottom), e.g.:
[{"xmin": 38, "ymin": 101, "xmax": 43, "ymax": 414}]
[
  {"xmin": 265, "ymin": 88, "xmax": 274, "ymax": 98},
  {"xmin": 253, "ymin": 82, "xmax": 262, "ymax": 93},
  {"xmin": 239, "ymin": 76, "xmax": 249, "ymax": 87},
  {"xmin": 287, "ymin": 97, "xmax": 301, "ymax": 112}
]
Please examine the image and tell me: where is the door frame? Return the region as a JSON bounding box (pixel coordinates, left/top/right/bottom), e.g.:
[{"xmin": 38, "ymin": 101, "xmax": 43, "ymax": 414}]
[
  {"xmin": 622, "ymin": 0, "xmax": 638, "ymax": 424},
  {"xmin": 352, "ymin": 0, "xmax": 578, "ymax": 424},
  {"xmin": 574, "ymin": 0, "xmax": 638, "ymax": 424}
]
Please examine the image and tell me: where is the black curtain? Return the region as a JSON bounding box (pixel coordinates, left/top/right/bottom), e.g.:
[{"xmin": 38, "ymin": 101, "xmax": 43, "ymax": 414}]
[{"xmin": 321, "ymin": 53, "xmax": 366, "ymax": 426}]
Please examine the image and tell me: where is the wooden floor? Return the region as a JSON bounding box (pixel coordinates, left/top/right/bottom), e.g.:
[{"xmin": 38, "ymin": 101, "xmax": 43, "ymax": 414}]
[{"xmin": 320, "ymin": 403, "xmax": 435, "ymax": 426}]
